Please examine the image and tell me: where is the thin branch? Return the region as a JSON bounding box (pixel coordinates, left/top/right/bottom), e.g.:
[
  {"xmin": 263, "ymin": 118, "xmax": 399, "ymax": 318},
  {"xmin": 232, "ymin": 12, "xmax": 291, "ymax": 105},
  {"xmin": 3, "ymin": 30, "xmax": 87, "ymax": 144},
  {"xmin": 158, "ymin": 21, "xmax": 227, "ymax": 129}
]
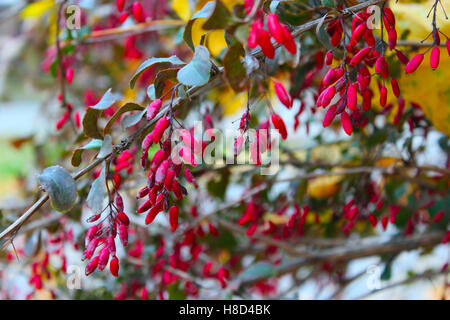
[{"xmin": 236, "ymin": 231, "xmax": 445, "ymax": 287}]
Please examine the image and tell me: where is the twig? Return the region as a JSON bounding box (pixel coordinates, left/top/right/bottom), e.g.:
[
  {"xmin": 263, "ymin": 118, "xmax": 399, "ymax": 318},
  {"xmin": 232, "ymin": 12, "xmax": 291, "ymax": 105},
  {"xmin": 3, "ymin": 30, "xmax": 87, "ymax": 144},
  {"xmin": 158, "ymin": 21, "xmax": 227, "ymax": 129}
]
[{"xmin": 236, "ymin": 231, "xmax": 445, "ymax": 287}]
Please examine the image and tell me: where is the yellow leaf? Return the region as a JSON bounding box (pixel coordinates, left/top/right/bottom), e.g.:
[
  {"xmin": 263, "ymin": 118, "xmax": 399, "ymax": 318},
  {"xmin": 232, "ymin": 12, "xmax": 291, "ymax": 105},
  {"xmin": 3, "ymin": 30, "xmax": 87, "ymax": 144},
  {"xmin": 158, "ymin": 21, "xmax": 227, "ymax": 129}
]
[
  {"xmin": 171, "ymin": 0, "xmax": 192, "ymax": 22},
  {"xmin": 263, "ymin": 213, "xmax": 289, "ymax": 225},
  {"xmin": 207, "ymin": 30, "xmax": 228, "ymax": 57},
  {"xmin": 209, "ymin": 86, "xmax": 247, "ymax": 115},
  {"xmin": 307, "ymin": 174, "xmax": 342, "ymax": 199},
  {"xmin": 20, "ymin": 0, "xmax": 54, "ymax": 19},
  {"xmin": 375, "ymin": 157, "xmax": 397, "ymax": 168}
]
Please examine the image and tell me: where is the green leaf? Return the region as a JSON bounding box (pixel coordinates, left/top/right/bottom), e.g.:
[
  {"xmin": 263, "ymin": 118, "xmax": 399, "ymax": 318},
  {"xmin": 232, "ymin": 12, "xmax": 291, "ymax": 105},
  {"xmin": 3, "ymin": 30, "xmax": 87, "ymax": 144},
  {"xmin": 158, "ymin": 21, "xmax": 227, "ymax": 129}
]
[
  {"xmin": 321, "ymin": 0, "xmax": 336, "ymax": 8},
  {"xmin": 206, "ymin": 168, "xmax": 230, "ymax": 200},
  {"xmin": 71, "ymin": 139, "xmax": 103, "ymax": 167},
  {"xmin": 202, "ymin": 0, "xmax": 231, "ymax": 30},
  {"xmin": 224, "ymin": 43, "xmax": 246, "ymax": 92},
  {"xmin": 86, "ymin": 164, "xmax": 106, "ymax": 214},
  {"xmin": 177, "ymin": 45, "xmax": 211, "ymax": 87},
  {"xmin": 167, "ymin": 281, "xmax": 187, "ymax": 300},
  {"xmin": 238, "ymin": 262, "xmax": 277, "ymax": 282},
  {"xmin": 104, "ymin": 103, "xmax": 144, "ymax": 135},
  {"xmin": 275, "ymin": 2, "xmax": 312, "ymax": 26},
  {"xmin": 38, "ymin": 166, "xmax": 77, "ymax": 212},
  {"xmin": 82, "ymin": 108, "xmax": 103, "ymax": 139},
  {"xmin": 130, "ymin": 56, "xmax": 185, "ymax": 89},
  {"xmin": 90, "ymin": 88, "xmax": 117, "ymax": 110}
]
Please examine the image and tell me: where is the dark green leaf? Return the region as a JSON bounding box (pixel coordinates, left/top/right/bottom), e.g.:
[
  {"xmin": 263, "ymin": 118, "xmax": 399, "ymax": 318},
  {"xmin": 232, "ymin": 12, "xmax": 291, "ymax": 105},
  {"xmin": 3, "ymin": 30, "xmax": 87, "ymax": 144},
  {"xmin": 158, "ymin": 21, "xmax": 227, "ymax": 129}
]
[
  {"xmin": 203, "ymin": 0, "xmax": 231, "ymax": 30},
  {"xmin": 224, "ymin": 43, "xmax": 246, "ymax": 91},
  {"xmin": 82, "ymin": 108, "xmax": 103, "ymax": 139}
]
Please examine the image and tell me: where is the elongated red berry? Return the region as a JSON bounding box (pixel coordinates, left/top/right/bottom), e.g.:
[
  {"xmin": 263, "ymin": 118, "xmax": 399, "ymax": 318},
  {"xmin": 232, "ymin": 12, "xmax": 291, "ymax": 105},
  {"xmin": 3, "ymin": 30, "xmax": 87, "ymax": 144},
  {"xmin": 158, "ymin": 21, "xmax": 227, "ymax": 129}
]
[
  {"xmin": 85, "ymin": 225, "xmax": 98, "ymax": 247},
  {"xmin": 368, "ymin": 214, "xmax": 378, "ymax": 227},
  {"xmin": 108, "ymin": 236, "xmax": 116, "ymax": 257},
  {"xmin": 267, "ymin": 13, "xmax": 283, "ymax": 43},
  {"xmin": 117, "ymin": 0, "xmax": 125, "ymax": 12},
  {"xmin": 391, "ymin": 78, "xmax": 400, "ymax": 98},
  {"xmin": 321, "ymin": 86, "xmax": 336, "ymax": 107},
  {"xmin": 110, "ymin": 257, "xmax": 119, "ymax": 277},
  {"xmin": 346, "ymin": 83, "xmax": 358, "ymax": 110},
  {"xmin": 155, "ymin": 160, "xmax": 169, "ymax": 186},
  {"xmin": 280, "ymin": 24, "xmax": 296, "ymax": 54},
  {"xmin": 350, "ymin": 23, "xmax": 366, "ymax": 46},
  {"xmin": 119, "ymin": 224, "xmax": 128, "ymax": 246},
  {"xmin": 146, "ymin": 99, "xmax": 162, "ymax": 120},
  {"xmin": 380, "ymin": 86, "xmax": 387, "ymax": 107},
  {"xmin": 184, "ymin": 168, "xmax": 198, "ymax": 188},
  {"xmin": 395, "ymin": 49, "xmax": 409, "ymax": 65},
  {"xmin": 65, "ymin": 67, "xmax": 74, "ymax": 84},
  {"xmin": 169, "ymin": 205, "xmax": 179, "ymax": 232},
  {"xmin": 322, "ymin": 68, "xmax": 336, "ymax": 86},
  {"xmin": 117, "ymin": 211, "xmax": 130, "ymax": 226},
  {"xmin": 323, "ymin": 104, "xmax": 337, "ymax": 127},
  {"xmin": 258, "ymin": 29, "xmax": 275, "ymax": 59},
  {"xmin": 248, "ymin": 21, "xmax": 261, "ymax": 49},
  {"xmin": 98, "ymin": 248, "xmax": 110, "ymax": 271},
  {"xmin": 274, "ymin": 81, "xmax": 292, "ymax": 108},
  {"xmin": 119, "ymin": 12, "xmax": 129, "ymax": 24},
  {"xmin": 145, "ymin": 202, "xmax": 163, "ymax": 224},
  {"xmin": 325, "ymin": 51, "xmax": 333, "ymax": 65},
  {"xmin": 132, "ymin": 2, "xmax": 144, "ymax": 22},
  {"xmin": 350, "ymin": 47, "xmax": 371, "ymax": 67},
  {"xmin": 341, "ymin": 111, "xmax": 352, "ymax": 135},
  {"xmin": 405, "ymin": 54, "xmax": 424, "ymax": 74},
  {"xmin": 433, "ymin": 211, "xmax": 444, "ymax": 223},
  {"xmin": 152, "ymin": 116, "xmax": 169, "ymax": 143},
  {"xmin": 271, "ymin": 113, "xmax": 287, "ymax": 140},
  {"xmin": 447, "ymin": 39, "xmax": 450, "ymax": 57},
  {"xmin": 388, "ymin": 29, "xmax": 397, "ymax": 50},
  {"xmin": 85, "ymin": 256, "xmax": 99, "ymax": 276},
  {"xmin": 430, "ymin": 47, "xmax": 440, "ymax": 70}
]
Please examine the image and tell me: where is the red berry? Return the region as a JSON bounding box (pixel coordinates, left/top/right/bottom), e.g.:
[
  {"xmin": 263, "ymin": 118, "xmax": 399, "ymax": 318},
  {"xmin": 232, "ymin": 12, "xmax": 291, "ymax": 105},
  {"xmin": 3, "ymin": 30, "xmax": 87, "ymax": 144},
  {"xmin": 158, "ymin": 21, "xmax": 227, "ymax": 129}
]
[{"xmin": 110, "ymin": 257, "xmax": 119, "ymax": 277}]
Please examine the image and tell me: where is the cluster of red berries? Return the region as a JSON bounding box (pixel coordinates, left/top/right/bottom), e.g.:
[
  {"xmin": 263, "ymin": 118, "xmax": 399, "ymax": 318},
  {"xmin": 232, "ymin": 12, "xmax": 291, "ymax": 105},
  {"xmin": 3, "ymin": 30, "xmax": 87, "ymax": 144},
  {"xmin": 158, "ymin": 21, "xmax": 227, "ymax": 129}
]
[
  {"xmin": 116, "ymin": 0, "xmax": 145, "ymax": 24},
  {"xmin": 248, "ymin": 12, "xmax": 297, "ymax": 59}
]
